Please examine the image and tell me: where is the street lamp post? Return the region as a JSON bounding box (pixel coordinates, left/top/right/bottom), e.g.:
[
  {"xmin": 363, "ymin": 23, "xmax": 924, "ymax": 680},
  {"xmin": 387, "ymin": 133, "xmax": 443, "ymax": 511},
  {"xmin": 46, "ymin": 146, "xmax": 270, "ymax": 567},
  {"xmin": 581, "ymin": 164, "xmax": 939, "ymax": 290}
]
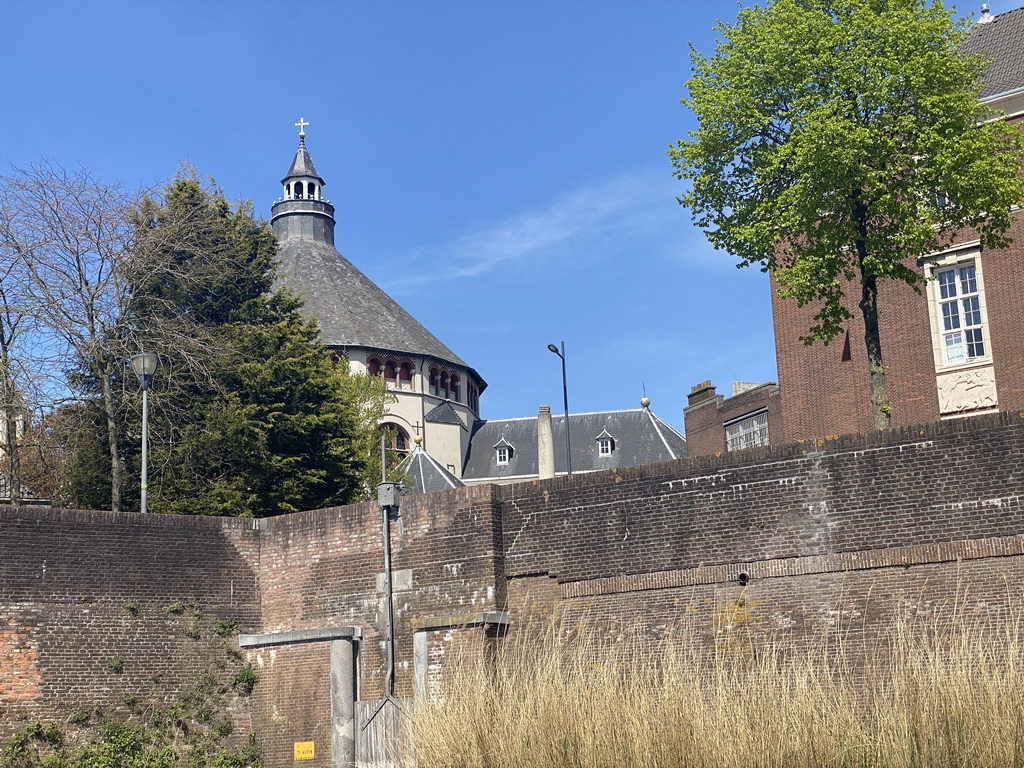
[
  {"xmin": 130, "ymin": 353, "xmax": 159, "ymax": 514},
  {"xmin": 547, "ymin": 341, "xmax": 572, "ymax": 477}
]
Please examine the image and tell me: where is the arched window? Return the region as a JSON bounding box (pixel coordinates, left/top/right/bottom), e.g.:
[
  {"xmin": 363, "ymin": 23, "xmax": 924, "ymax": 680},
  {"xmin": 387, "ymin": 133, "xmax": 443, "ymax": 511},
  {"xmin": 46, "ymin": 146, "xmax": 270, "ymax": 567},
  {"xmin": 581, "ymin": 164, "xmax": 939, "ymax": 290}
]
[
  {"xmin": 429, "ymin": 368, "xmax": 439, "ymax": 396},
  {"xmin": 307, "ymin": 181, "xmax": 316, "ymax": 199},
  {"xmin": 285, "ymin": 183, "xmax": 292, "ymax": 199},
  {"xmin": 383, "ymin": 360, "xmax": 397, "ymax": 385},
  {"xmin": 381, "ymin": 423, "xmax": 411, "ymax": 460},
  {"xmin": 440, "ymin": 372, "xmax": 449, "ymax": 399},
  {"xmin": 367, "ymin": 358, "xmax": 382, "ymax": 376},
  {"xmin": 449, "ymin": 374, "xmax": 460, "ymax": 402},
  {"xmin": 399, "ymin": 362, "xmax": 413, "ymax": 391},
  {"xmin": 295, "ymin": 183, "xmax": 304, "ymax": 199}
]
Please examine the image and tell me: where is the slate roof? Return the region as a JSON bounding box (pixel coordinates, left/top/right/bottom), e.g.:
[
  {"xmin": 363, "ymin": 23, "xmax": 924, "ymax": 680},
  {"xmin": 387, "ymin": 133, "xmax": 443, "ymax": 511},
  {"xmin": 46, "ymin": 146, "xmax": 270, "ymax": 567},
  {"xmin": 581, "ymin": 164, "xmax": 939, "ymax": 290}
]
[
  {"xmin": 462, "ymin": 406, "xmax": 687, "ymax": 482},
  {"xmin": 425, "ymin": 401, "xmax": 465, "ymax": 426},
  {"xmin": 275, "ymin": 237, "xmax": 473, "ymax": 366},
  {"xmin": 396, "ymin": 445, "xmax": 466, "ymax": 495},
  {"xmin": 282, "ymin": 138, "xmax": 324, "ymax": 183},
  {"xmin": 962, "ymin": 6, "xmax": 1024, "ymax": 98},
  {"xmin": 271, "ymin": 140, "xmax": 483, "ymax": 383}
]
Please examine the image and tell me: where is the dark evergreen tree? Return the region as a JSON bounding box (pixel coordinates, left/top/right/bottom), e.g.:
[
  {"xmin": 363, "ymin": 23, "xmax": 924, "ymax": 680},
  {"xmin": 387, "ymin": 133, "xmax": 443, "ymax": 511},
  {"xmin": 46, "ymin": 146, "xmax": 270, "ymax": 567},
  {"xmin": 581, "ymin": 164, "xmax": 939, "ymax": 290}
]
[{"xmin": 68, "ymin": 173, "xmax": 380, "ymax": 516}]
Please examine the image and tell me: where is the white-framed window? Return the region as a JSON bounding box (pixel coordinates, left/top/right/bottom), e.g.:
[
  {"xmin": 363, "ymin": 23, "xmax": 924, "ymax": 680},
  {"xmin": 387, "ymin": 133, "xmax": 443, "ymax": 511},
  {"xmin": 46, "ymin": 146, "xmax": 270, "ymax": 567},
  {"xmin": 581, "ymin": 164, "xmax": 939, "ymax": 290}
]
[
  {"xmin": 725, "ymin": 411, "xmax": 769, "ymax": 452},
  {"xmin": 496, "ymin": 446, "xmax": 511, "ymax": 465},
  {"xmin": 926, "ymin": 247, "xmax": 991, "ymax": 370},
  {"xmin": 936, "ymin": 263, "xmax": 985, "ymax": 364},
  {"xmin": 598, "ymin": 438, "xmax": 613, "ymax": 457}
]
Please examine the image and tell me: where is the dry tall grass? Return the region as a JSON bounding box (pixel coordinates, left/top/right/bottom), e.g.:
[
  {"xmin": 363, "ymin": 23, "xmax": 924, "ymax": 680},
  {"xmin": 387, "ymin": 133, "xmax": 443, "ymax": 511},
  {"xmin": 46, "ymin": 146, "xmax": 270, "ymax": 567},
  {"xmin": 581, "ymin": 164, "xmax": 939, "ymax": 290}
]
[{"xmin": 407, "ymin": 606, "xmax": 1024, "ymax": 768}]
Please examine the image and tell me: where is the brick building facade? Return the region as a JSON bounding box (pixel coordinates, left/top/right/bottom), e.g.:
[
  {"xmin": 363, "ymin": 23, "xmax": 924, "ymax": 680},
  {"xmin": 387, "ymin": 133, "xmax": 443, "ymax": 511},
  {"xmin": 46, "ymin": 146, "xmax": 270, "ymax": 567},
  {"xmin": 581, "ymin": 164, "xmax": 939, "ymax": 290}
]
[{"xmin": 685, "ymin": 7, "xmax": 1024, "ymax": 453}]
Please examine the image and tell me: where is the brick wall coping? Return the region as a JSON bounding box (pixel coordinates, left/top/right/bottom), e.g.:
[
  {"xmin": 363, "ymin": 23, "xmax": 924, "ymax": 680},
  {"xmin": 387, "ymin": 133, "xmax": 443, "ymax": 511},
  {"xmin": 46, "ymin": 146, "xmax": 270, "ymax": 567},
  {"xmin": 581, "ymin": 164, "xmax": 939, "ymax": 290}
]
[
  {"xmin": 562, "ymin": 533, "xmax": 1024, "ymax": 599},
  {"xmin": 238, "ymin": 626, "xmax": 363, "ymax": 648},
  {"xmin": 410, "ymin": 611, "xmax": 510, "ymax": 631},
  {"xmin": 502, "ymin": 410, "xmax": 1024, "ymax": 494},
  {"xmin": 0, "ymin": 505, "xmax": 261, "ymax": 530}
]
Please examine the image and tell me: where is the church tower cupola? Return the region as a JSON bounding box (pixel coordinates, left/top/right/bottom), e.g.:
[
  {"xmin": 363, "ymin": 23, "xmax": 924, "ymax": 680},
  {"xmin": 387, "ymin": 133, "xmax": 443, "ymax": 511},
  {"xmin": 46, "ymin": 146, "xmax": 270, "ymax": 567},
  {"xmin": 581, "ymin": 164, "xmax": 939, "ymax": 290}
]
[{"xmin": 271, "ymin": 118, "xmax": 336, "ymax": 246}]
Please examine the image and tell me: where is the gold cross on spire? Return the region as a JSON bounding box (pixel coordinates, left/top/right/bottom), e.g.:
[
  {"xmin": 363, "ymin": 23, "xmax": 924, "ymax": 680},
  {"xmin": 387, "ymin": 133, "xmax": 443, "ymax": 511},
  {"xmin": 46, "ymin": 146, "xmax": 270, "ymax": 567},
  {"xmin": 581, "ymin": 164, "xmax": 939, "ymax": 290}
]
[{"xmin": 295, "ymin": 117, "xmax": 309, "ymax": 139}]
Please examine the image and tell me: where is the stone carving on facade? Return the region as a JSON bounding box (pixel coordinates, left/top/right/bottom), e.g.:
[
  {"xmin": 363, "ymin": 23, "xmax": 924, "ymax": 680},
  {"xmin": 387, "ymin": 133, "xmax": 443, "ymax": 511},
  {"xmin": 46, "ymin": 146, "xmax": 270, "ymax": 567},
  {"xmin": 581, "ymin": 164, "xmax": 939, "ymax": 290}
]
[{"xmin": 937, "ymin": 366, "xmax": 998, "ymax": 415}]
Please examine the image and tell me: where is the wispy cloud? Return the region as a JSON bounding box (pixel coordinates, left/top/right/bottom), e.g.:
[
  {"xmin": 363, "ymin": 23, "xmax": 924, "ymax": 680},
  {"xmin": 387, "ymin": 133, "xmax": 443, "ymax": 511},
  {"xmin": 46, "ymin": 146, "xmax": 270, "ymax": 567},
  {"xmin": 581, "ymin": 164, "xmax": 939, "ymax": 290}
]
[{"xmin": 380, "ymin": 169, "xmax": 689, "ymax": 295}]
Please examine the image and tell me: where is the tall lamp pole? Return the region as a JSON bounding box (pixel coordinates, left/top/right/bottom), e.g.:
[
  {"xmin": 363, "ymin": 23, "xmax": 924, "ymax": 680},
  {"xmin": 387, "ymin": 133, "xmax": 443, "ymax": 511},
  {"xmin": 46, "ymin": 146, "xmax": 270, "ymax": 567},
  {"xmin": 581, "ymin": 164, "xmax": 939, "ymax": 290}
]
[
  {"xmin": 130, "ymin": 353, "xmax": 159, "ymax": 514},
  {"xmin": 547, "ymin": 342, "xmax": 572, "ymax": 477}
]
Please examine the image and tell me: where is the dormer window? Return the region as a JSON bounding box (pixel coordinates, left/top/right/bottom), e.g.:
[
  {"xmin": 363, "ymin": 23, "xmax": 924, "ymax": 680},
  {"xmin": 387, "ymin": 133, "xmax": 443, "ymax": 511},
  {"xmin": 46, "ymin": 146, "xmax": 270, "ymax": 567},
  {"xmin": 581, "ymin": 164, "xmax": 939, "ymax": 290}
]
[
  {"xmin": 494, "ymin": 437, "xmax": 514, "ymax": 465},
  {"xmin": 596, "ymin": 429, "xmax": 615, "ymax": 457}
]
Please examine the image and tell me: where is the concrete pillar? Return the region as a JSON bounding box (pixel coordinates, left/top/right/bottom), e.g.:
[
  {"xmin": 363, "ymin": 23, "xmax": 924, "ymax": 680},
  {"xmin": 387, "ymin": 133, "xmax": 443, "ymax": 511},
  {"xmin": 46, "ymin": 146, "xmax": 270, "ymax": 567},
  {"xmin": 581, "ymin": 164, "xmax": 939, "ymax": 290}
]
[
  {"xmin": 537, "ymin": 405, "xmax": 555, "ymax": 480},
  {"xmin": 330, "ymin": 638, "xmax": 357, "ymax": 768}
]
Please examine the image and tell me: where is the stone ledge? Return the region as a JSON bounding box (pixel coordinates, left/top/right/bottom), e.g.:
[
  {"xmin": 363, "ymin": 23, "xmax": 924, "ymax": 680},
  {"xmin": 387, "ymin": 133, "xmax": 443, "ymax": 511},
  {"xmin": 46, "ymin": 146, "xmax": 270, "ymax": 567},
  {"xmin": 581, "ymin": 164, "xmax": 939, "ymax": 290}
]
[
  {"xmin": 239, "ymin": 626, "xmax": 362, "ymax": 648},
  {"xmin": 411, "ymin": 611, "xmax": 510, "ymax": 631}
]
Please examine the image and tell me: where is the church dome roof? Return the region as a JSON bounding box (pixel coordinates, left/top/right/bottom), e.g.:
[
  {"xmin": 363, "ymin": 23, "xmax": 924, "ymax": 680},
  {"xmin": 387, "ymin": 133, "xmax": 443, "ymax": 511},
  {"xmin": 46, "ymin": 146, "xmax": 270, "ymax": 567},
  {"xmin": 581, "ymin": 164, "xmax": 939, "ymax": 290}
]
[
  {"xmin": 270, "ymin": 131, "xmax": 484, "ymax": 386},
  {"xmin": 276, "ymin": 237, "xmax": 472, "ymax": 366}
]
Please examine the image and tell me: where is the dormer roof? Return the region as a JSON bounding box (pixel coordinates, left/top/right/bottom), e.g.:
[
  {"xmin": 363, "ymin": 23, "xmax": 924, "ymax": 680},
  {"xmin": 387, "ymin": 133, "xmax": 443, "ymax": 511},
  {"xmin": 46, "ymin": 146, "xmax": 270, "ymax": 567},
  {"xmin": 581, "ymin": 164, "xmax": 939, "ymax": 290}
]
[{"xmin": 962, "ymin": 6, "xmax": 1024, "ymax": 99}]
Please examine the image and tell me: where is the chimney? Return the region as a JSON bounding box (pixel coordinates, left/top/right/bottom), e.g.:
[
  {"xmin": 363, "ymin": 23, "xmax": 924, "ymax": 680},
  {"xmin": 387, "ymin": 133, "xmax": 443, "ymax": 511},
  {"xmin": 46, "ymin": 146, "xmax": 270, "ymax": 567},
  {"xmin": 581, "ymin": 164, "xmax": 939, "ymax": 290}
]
[
  {"xmin": 687, "ymin": 380, "xmax": 718, "ymax": 407},
  {"xmin": 537, "ymin": 405, "xmax": 555, "ymax": 480}
]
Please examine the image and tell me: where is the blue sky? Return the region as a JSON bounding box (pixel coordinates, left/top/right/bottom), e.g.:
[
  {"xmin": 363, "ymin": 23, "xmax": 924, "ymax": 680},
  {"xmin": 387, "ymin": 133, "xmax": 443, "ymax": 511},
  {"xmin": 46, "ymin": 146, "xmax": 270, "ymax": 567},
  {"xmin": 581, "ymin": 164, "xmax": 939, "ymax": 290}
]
[{"xmin": 2, "ymin": 1, "xmax": 1011, "ymax": 430}]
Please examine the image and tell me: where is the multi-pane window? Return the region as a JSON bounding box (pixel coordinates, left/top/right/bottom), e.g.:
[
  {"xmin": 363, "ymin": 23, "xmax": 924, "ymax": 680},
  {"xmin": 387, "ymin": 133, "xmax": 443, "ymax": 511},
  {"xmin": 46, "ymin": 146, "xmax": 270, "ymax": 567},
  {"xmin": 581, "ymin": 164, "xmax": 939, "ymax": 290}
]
[
  {"xmin": 598, "ymin": 438, "xmax": 613, "ymax": 457},
  {"xmin": 725, "ymin": 411, "xmax": 769, "ymax": 452},
  {"xmin": 936, "ymin": 263, "xmax": 985, "ymax": 364},
  {"xmin": 496, "ymin": 446, "xmax": 511, "ymax": 465}
]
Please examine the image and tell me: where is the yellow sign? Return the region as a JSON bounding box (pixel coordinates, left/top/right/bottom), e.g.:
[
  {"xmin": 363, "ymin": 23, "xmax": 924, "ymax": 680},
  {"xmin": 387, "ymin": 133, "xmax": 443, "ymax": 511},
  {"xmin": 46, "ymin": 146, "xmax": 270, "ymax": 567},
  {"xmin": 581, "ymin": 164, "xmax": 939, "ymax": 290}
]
[{"xmin": 294, "ymin": 742, "xmax": 315, "ymax": 761}]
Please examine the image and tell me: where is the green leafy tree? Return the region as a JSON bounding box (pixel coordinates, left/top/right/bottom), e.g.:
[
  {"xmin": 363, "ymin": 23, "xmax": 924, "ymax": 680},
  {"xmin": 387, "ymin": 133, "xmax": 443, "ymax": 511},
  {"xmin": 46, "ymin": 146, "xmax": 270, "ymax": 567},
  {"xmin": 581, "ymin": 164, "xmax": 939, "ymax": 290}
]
[
  {"xmin": 670, "ymin": 0, "xmax": 1024, "ymax": 429},
  {"xmin": 69, "ymin": 174, "xmax": 387, "ymax": 516}
]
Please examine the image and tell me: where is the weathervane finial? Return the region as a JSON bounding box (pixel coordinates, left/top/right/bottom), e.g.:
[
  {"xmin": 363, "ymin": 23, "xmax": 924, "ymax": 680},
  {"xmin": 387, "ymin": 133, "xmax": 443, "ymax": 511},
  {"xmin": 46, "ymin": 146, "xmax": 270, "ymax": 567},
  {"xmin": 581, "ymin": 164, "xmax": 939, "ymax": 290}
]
[{"xmin": 294, "ymin": 117, "xmax": 309, "ymax": 139}]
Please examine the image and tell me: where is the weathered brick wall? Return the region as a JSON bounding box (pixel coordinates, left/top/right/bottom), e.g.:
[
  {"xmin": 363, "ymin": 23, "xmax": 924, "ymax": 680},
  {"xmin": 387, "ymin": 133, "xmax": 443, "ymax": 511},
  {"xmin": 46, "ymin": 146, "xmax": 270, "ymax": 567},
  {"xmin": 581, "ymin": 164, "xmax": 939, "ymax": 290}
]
[
  {"xmin": 0, "ymin": 508, "xmax": 262, "ymax": 742},
  {"xmin": 502, "ymin": 413, "xmax": 1024, "ymax": 586},
  {"xmin": 3, "ymin": 414, "xmax": 1024, "ymax": 765},
  {"xmin": 502, "ymin": 412, "xmax": 1024, "ymax": 660},
  {"xmin": 246, "ymin": 484, "xmax": 504, "ymax": 766}
]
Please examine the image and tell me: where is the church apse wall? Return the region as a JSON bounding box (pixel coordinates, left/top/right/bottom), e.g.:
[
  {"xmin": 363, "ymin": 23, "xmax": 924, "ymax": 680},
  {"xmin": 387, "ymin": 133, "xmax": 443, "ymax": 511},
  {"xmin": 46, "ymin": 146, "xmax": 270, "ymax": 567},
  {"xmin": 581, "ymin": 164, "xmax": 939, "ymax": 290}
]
[{"xmin": 1, "ymin": 413, "xmax": 1023, "ymax": 765}]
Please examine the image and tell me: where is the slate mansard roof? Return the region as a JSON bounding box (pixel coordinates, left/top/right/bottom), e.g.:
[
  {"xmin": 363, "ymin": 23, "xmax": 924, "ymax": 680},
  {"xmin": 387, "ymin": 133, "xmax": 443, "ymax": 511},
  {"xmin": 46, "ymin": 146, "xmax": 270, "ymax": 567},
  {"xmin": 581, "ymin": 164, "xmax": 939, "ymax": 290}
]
[
  {"xmin": 270, "ymin": 138, "xmax": 485, "ymax": 388},
  {"xmin": 962, "ymin": 5, "xmax": 1024, "ymax": 99},
  {"xmin": 462, "ymin": 406, "xmax": 687, "ymax": 482}
]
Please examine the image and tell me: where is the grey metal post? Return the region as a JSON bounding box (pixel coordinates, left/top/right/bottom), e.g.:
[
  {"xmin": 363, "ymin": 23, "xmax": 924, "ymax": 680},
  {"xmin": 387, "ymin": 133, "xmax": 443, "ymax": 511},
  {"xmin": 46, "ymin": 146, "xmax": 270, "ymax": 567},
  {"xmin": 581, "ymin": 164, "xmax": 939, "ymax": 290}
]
[
  {"xmin": 331, "ymin": 638, "xmax": 357, "ymax": 767},
  {"xmin": 140, "ymin": 386, "xmax": 150, "ymax": 514},
  {"xmin": 130, "ymin": 352, "xmax": 159, "ymax": 514}
]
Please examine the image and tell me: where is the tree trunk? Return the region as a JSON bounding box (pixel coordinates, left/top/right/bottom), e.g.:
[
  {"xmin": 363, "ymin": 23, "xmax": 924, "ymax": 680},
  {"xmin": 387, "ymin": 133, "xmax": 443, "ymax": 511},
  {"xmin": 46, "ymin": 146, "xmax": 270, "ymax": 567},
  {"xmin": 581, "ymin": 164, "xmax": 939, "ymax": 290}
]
[
  {"xmin": 100, "ymin": 370, "xmax": 123, "ymax": 512},
  {"xmin": 852, "ymin": 196, "xmax": 892, "ymax": 431},
  {"xmin": 858, "ymin": 264, "xmax": 892, "ymax": 431},
  {"xmin": 0, "ymin": 355, "xmax": 21, "ymax": 510}
]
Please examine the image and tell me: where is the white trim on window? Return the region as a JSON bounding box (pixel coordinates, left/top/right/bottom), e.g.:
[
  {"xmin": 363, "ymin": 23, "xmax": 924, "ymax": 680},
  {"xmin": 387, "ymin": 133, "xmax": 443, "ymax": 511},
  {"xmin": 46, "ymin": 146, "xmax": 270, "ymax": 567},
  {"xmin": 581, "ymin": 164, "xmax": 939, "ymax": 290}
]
[{"xmin": 925, "ymin": 246, "xmax": 992, "ymax": 372}]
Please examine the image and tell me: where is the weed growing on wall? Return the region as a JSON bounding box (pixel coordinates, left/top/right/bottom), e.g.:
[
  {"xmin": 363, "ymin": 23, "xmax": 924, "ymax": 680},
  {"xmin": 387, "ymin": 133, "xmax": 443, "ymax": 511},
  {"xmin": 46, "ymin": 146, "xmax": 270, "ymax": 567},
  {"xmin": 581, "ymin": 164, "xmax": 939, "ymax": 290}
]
[{"xmin": 0, "ymin": 603, "xmax": 262, "ymax": 768}]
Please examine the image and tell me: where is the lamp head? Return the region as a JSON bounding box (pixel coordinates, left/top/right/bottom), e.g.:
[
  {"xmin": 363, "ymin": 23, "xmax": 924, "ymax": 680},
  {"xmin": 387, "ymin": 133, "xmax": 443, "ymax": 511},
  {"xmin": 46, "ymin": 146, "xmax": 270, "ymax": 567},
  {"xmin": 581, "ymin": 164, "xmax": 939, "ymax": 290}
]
[
  {"xmin": 547, "ymin": 343, "xmax": 560, "ymax": 355},
  {"xmin": 130, "ymin": 352, "xmax": 160, "ymax": 391}
]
